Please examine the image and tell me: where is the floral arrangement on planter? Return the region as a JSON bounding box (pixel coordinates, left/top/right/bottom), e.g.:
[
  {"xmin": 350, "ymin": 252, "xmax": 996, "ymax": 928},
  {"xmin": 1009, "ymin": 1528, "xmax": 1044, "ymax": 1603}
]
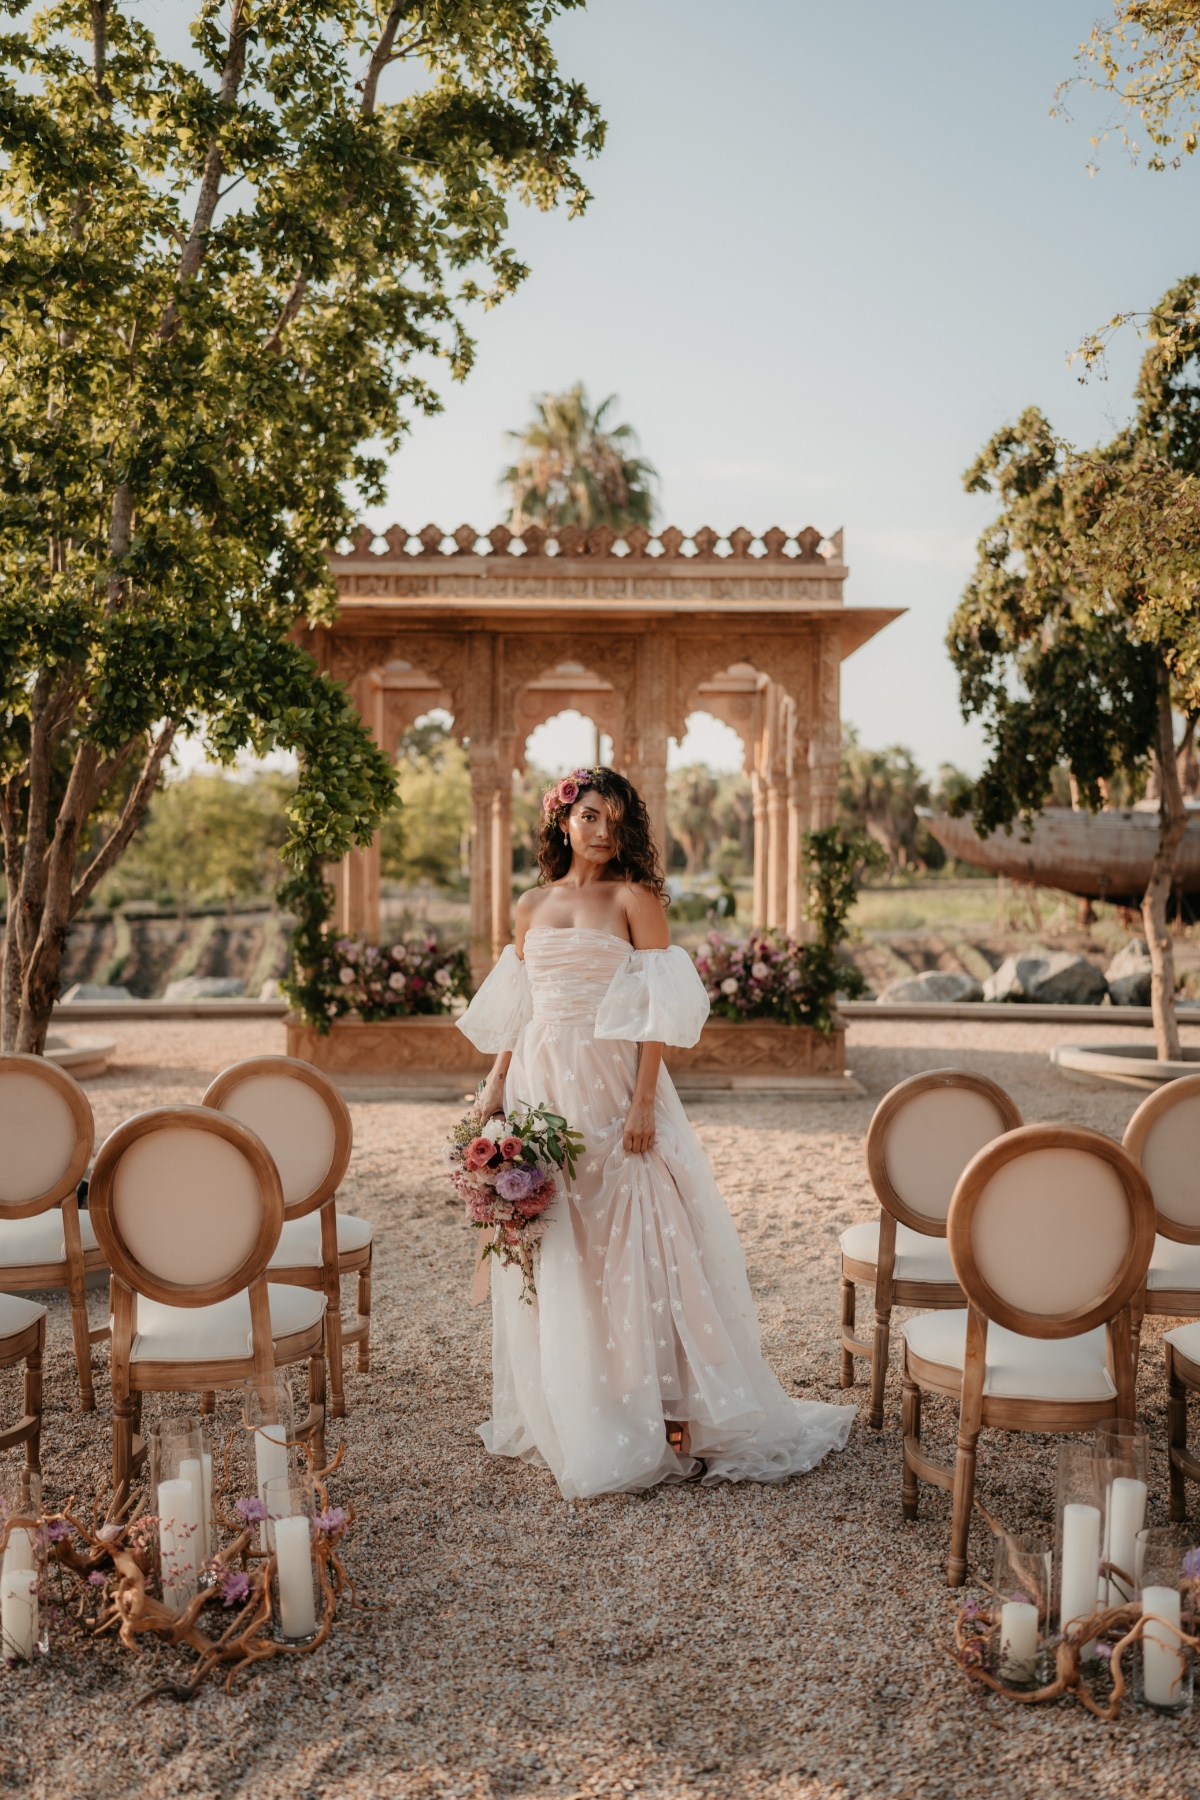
[
  {"xmin": 692, "ymin": 828, "xmax": 880, "ymax": 1035},
  {"xmin": 285, "ymin": 930, "xmax": 471, "ymax": 1030}
]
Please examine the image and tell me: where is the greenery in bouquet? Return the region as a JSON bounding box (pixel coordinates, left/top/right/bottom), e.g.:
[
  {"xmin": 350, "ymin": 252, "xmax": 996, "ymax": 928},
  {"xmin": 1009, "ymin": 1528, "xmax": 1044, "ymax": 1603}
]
[
  {"xmin": 446, "ymin": 1102, "xmax": 584, "ymax": 1303},
  {"xmin": 286, "ymin": 932, "xmax": 471, "ymax": 1028},
  {"xmin": 693, "ymin": 828, "xmax": 882, "ymax": 1034}
]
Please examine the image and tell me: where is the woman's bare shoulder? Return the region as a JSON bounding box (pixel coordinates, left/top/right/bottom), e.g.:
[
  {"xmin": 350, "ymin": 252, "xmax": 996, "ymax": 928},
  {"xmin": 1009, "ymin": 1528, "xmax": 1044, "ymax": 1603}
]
[{"xmin": 619, "ymin": 881, "xmax": 670, "ymax": 948}]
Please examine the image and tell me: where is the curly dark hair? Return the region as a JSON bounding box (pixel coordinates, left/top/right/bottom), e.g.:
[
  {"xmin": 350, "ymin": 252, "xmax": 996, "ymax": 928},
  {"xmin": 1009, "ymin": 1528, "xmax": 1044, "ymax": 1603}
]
[{"xmin": 535, "ymin": 767, "xmax": 668, "ymax": 902}]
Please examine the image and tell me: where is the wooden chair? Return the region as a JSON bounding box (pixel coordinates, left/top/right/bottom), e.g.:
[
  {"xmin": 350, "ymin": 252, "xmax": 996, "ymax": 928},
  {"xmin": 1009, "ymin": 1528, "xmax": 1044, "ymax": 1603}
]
[
  {"xmin": 87, "ymin": 1105, "xmax": 327, "ymax": 1499},
  {"xmin": 0, "ymin": 1296, "xmax": 46, "ymax": 1477},
  {"xmin": 0, "ymin": 1053, "xmax": 108, "ymax": 1410},
  {"xmin": 201, "ymin": 1057, "xmax": 368, "ymax": 1419},
  {"xmin": 840, "ymin": 1069, "xmax": 1023, "ymax": 1429},
  {"xmin": 1122, "ymin": 1074, "xmax": 1200, "ymax": 1365},
  {"xmin": 900, "ymin": 1124, "xmax": 1155, "ymax": 1585}
]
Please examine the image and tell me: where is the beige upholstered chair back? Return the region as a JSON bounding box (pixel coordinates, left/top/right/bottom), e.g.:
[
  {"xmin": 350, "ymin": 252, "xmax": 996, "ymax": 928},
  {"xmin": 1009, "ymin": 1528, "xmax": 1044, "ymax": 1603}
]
[
  {"xmin": 1123, "ymin": 1074, "xmax": 1200, "ymax": 1245},
  {"xmin": 865, "ymin": 1069, "xmax": 1022, "ymax": 1236},
  {"xmin": 947, "ymin": 1125, "xmax": 1155, "ymax": 1339},
  {"xmin": 201, "ymin": 1057, "xmax": 351, "ymax": 1220},
  {"xmin": 89, "ymin": 1107, "xmax": 284, "ymax": 1307},
  {"xmin": 0, "ymin": 1053, "xmax": 94, "ymax": 1220}
]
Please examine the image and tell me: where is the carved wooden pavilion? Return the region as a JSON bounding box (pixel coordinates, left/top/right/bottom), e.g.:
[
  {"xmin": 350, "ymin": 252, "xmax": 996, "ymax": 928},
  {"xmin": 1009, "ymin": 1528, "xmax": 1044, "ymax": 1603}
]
[{"xmin": 303, "ymin": 522, "xmax": 902, "ymax": 977}]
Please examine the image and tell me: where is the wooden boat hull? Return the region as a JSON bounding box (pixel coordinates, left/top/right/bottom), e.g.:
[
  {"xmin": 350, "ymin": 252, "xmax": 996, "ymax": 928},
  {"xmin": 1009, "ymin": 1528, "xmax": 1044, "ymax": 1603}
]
[{"xmin": 921, "ymin": 808, "xmax": 1200, "ymax": 906}]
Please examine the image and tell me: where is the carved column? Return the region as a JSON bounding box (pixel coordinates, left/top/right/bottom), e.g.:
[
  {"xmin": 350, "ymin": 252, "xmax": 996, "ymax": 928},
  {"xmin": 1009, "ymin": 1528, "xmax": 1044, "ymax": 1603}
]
[
  {"xmin": 464, "ymin": 636, "xmax": 499, "ymax": 982},
  {"xmin": 787, "ymin": 739, "xmax": 812, "ymax": 937},
  {"xmin": 335, "ymin": 672, "xmax": 384, "ymax": 939},
  {"xmin": 751, "ymin": 771, "xmax": 769, "ymax": 929},
  {"xmin": 629, "ymin": 635, "xmax": 670, "ymax": 867},
  {"xmin": 810, "ymin": 631, "xmax": 842, "ymax": 830},
  {"xmin": 765, "ymin": 686, "xmax": 789, "ymax": 931},
  {"xmin": 491, "ymin": 750, "xmax": 514, "ymax": 961}
]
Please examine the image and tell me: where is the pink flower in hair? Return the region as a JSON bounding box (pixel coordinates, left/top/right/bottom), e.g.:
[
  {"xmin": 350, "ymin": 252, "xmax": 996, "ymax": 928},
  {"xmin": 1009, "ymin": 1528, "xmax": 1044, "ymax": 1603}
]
[
  {"xmin": 557, "ymin": 778, "xmax": 579, "ymax": 806},
  {"xmin": 542, "ymin": 791, "xmax": 557, "ymax": 815}
]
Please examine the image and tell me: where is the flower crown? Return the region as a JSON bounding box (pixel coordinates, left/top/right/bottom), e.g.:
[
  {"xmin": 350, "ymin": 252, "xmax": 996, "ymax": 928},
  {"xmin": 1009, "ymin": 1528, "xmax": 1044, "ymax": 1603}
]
[{"xmin": 541, "ymin": 768, "xmax": 599, "ymax": 831}]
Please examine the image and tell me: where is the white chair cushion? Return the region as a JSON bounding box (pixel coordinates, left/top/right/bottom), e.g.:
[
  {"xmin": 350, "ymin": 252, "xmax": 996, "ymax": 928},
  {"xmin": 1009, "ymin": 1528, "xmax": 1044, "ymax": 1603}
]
[
  {"xmin": 269, "ymin": 1212, "xmax": 373, "ymax": 1270},
  {"xmin": 839, "ymin": 1219, "xmax": 957, "ymax": 1285},
  {"xmin": 0, "ymin": 1207, "xmax": 99, "ymax": 1268},
  {"xmin": 902, "ymin": 1309, "xmax": 1116, "ymax": 1402},
  {"xmin": 1147, "ymin": 1234, "xmax": 1200, "ymax": 1293},
  {"xmin": 0, "ymin": 1292, "xmax": 47, "ymax": 1336},
  {"xmin": 1164, "ymin": 1320, "xmax": 1200, "ymax": 1362},
  {"xmin": 129, "ymin": 1285, "xmax": 326, "ymax": 1363}
]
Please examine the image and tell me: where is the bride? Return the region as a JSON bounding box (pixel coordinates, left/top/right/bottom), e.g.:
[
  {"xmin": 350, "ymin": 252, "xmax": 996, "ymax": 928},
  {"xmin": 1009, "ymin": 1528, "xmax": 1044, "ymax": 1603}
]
[{"xmin": 457, "ymin": 765, "xmax": 853, "ymax": 1498}]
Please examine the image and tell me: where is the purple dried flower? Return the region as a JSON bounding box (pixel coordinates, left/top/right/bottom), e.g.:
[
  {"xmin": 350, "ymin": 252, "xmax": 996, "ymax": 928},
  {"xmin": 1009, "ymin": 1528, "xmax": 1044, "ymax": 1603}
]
[
  {"xmin": 1183, "ymin": 1548, "xmax": 1200, "ymax": 1580},
  {"xmin": 313, "ymin": 1507, "xmax": 347, "ymax": 1535},
  {"xmin": 87, "ymin": 1571, "xmax": 106, "ymax": 1588},
  {"xmin": 45, "ymin": 1519, "xmax": 70, "ymax": 1543},
  {"xmin": 219, "ymin": 1569, "xmax": 250, "ymax": 1608},
  {"xmin": 235, "ymin": 1495, "xmax": 268, "ymax": 1524},
  {"xmin": 97, "ymin": 1523, "xmax": 122, "ymax": 1543},
  {"xmin": 1096, "ymin": 1643, "xmax": 1113, "ymax": 1661}
]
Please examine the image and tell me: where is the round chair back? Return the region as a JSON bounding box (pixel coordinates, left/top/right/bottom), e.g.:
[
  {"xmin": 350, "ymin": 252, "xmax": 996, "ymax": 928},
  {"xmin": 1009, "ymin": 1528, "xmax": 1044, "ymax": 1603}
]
[
  {"xmin": 89, "ymin": 1107, "xmax": 283, "ymax": 1307},
  {"xmin": 201, "ymin": 1057, "xmax": 351, "ymax": 1220},
  {"xmin": 0, "ymin": 1053, "xmax": 94, "ymax": 1219},
  {"xmin": 947, "ymin": 1125, "xmax": 1155, "ymax": 1338},
  {"xmin": 866, "ymin": 1069, "xmax": 1022, "ymax": 1236},
  {"xmin": 1123, "ymin": 1074, "xmax": 1200, "ymax": 1245}
]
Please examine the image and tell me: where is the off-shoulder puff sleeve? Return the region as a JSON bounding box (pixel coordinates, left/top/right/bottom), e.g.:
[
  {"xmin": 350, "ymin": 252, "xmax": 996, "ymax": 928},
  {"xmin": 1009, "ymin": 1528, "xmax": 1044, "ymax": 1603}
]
[
  {"xmin": 456, "ymin": 945, "xmax": 533, "ymax": 1053},
  {"xmin": 593, "ymin": 946, "xmax": 710, "ymax": 1048}
]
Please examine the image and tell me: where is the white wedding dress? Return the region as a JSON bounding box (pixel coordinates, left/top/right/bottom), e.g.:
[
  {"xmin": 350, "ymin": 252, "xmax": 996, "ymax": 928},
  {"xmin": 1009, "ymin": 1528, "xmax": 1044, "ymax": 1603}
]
[{"xmin": 457, "ymin": 925, "xmax": 854, "ymax": 1499}]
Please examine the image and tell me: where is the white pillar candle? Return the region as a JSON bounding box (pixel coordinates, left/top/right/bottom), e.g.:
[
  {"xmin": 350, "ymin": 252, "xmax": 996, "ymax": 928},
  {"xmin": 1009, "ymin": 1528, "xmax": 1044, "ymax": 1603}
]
[
  {"xmin": 1142, "ymin": 1585, "xmax": 1185, "ymax": 1707},
  {"xmin": 1, "ymin": 1527, "xmax": 35, "ymax": 1581},
  {"xmin": 999, "ymin": 1600, "xmax": 1039, "ymax": 1682},
  {"xmin": 202, "ymin": 1454, "xmax": 213, "ymax": 1546},
  {"xmin": 273, "ymin": 1514, "xmax": 317, "ymax": 1639},
  {"xmin": 1107, "ymin": 1477, "xmax": 1148, "ymax": 1603},
  {"xmin": 178, "ymin": 1458, "xmax": 208, "ymax": 1563},
  {"xmin": 254, "ymin": 1426, "xmax": 290, "ymax": 1550},
  {"xmin": 1, "ymin": 1569, "xmax": 37, "ymax": 1662},
  {"xmin": 157, "ymin": 1477, "xmax": 197, "ymax": 1614},
  {"xmin": 1060, "ymin": 1503, "xmax": 1102, "ymax": 1634}
]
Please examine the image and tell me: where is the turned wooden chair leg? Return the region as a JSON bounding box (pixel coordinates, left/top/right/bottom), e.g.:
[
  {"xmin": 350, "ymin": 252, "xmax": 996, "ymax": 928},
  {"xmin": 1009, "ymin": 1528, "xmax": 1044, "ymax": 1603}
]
[
  {"xmin": 947, "ymin": 1425, "xmax": 980, "ymax": 1587},
  {"xmin": 324, "ymin": 1280, "xmax": 347, "ymax": 1421},
  {"xmin": 199, "ymin": 1390, "xmax": 216, "ymax": 1415},
  {"xmin": 901, "ymin": 1370, "xmax": 921, "ymax": 1521},
  {"xmin": 868, "ymin": 1303, "xmax": 891, "ymax": 1430},
  {"xmin": 25, "ymin": 1316, "xmax": 45, "ymax": 1476},
  {"xmin": 356, "ymin": 1259, "xmax": 372, "ymax": 1374},
  {"xmin": 839, "ymin": 1275, "xmax": 856, "ymax": 1388},
  {"xmin": 112, "ymin": 1387, "xmax": 135, "ymax": 1506},
  {"xmin": 308, "ymin": 1346, "xmax": 327, "ymax": 1469},
  {"xmin": 1168, "ymin": 1346, "xmax": 1189, "ymax": 1523}
]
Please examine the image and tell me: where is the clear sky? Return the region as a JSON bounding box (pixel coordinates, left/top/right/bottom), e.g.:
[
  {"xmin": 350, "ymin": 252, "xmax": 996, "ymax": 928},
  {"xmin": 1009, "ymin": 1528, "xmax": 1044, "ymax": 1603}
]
[{"xmin": 354, "ymin": 0, "xmax": 1196, "ymax": 778}]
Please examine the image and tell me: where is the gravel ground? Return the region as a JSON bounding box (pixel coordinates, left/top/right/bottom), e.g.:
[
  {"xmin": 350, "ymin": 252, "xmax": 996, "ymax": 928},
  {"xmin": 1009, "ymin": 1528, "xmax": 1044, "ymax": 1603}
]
[{"xmin": 5, "ymin": 1013, "xmax": 1200, "ymax": 1800}]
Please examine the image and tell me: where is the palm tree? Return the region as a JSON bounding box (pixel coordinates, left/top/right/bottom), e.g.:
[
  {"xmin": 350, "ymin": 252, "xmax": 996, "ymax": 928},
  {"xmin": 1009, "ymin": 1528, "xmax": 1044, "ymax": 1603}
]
[{"xmin": 502, "ymin": 384, "xmax": 657, "ymax": 532}]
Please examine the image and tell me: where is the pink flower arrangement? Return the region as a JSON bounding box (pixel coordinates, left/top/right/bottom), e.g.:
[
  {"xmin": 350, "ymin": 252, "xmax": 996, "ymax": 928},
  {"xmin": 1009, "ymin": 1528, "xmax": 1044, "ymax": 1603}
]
[
  {"xmin": 445, "ymin": 1101, "xmax": 584, "ymax": 1303},
  {"xmin": 541, "ymin": 768, "xmax": 598, "ymax": 831}
]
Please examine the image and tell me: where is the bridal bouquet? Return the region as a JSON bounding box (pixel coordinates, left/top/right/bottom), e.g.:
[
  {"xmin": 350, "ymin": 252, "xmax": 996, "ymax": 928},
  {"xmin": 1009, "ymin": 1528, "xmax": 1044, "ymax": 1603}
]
[{"xmin": 446, "ymin": 1102, "xmax": 584, "ymax": 1304}]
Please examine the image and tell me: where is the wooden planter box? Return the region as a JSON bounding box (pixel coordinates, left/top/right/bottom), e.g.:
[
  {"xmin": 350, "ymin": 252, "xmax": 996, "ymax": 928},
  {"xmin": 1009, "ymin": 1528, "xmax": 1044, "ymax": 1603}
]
[{"xmin": 285, "ymin": 1012, "xmax": 860, "ymax": 1098}]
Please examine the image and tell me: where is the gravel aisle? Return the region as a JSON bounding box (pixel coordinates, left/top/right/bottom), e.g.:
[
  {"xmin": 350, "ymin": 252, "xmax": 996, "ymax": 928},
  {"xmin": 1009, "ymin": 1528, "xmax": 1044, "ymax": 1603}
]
[{"xmin": 4, "ymin": 1015, "xmax": 1200, "ymax": 1800}]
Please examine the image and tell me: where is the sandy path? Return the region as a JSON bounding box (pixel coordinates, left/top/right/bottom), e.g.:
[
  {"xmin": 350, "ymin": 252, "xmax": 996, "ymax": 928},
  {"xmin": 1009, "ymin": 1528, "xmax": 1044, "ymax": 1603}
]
[{"xmin": 4, "ymin": 1013, "xmax": 1200, "ymax": 1800}]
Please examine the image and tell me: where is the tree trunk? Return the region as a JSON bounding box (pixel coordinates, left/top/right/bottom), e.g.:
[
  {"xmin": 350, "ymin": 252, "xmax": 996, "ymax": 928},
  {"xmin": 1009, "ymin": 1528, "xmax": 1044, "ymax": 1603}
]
[{"xmin": 1141, "ymin": 671, "xmax": 1187, "ymax": 1062}]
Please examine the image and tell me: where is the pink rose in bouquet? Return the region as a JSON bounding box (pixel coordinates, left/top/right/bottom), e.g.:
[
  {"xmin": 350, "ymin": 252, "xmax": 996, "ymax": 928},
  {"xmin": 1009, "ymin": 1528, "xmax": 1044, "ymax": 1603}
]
[{"xmin": 499, "ymin": 1135, "xmax": 524, "ymax": 1161}]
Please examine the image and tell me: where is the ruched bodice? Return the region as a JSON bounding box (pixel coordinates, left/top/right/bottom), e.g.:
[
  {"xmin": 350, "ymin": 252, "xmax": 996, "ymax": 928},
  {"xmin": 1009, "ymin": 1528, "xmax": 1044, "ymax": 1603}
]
[
  {"xmin": 525, "ymin": 926, "xmax": 628, "ymax": 1023},
  {"xmin": 455, "ymin": 920, "xmax": 852, "ymax": 1498}
]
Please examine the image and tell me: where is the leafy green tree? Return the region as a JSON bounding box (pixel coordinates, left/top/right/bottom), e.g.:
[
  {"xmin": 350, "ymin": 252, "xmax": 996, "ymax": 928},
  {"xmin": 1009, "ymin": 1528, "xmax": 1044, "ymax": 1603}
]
[
  {"xmin": 0, "ymin": 1, "xmax": 603, "ymax": 1051},
  {"xmin": 837, "ymin": 729, "xmax": 933, "ymax": 873},
  {"xmin": 379, "ymin": 719, "xmax": 470, "ymax": 889},
  {"xmin": 112, "ymin": 770, "xmax": 295, "ymax": 915},
  {"xmin": 949, "ymin": 285, "xmax": 1200, "ymax": 1058},
  {"xmin": 502, "ymin": 383, "xmax": 656, "ymax": 532}
]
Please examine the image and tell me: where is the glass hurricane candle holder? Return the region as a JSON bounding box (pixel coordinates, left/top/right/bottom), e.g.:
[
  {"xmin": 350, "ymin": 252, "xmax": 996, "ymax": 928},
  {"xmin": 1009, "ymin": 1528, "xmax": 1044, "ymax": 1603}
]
[
  {"xmin": 990, "ymin": 1532, "xmax": 1054, "ymax": 1689},
  {"xmin": 1094, "ymin": 1421, "xmax": 1151, "ymax": 1607},
  {"xmin": 263, "ymin": 1478, "xmax": 318, "ymax": 1642},
  {"xmin": 148, "ymin": 1420, "xmax": 205, "ymax": 1614},
  {"xmin": 1056, "ymin": 1441, "xmax": 1103, "ymax": 1642},
  {"xmin": 243, "ymin": 1375, "xmax": 297, "ymax": 1551},
  {"xmin": 1133, "ymin": 1527, "xmax": 1196, "ymax": 1713},
  {"xmin": 0, "ymin": 1467, "xmax": 42, "ymax": 1588},
  {"xmin": 149, "ymin": 1416, "xmax": 213, "ymax": 1571}
]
